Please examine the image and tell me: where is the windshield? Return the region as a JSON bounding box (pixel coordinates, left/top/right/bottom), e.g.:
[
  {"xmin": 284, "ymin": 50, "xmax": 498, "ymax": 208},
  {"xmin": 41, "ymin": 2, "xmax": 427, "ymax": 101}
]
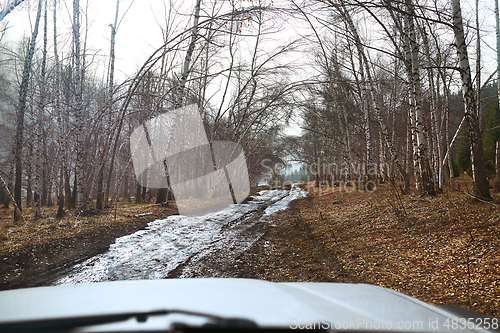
[{"xmin": 0, "ymin": 0, "xmax": 498, "ymax": 328}]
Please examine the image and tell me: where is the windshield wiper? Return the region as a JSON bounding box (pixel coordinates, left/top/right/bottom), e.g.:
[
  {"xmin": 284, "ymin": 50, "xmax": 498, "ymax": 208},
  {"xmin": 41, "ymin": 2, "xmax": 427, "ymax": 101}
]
[{"xmin": 0, "ymin": 309, "xmax": 258, "ymax": 333}]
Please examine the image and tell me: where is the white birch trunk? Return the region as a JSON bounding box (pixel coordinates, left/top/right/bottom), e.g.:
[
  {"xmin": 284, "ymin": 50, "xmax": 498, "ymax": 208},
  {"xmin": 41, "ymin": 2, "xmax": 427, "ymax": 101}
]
[
  {"xmin": 436, "ymin": 73, "xmax": 445, "ymax": 188},
  {"xmin": 359, "ymin": 56, "xmax": 373, "ymax": 185},
  {"xmin": 73, "ymin": 0, "xmax": 85, "ymax": 210},
  {"xmin": 0, "ymin": 0, "xmax": 26, "ymax": 21},
  {"xmin": 405, "ymin": 0, "xmax": 434, "ymax": 193},
  {"xmin": 175, "ymin": 0, "xmax": 202, "ymax": 108},
  {"xmin": 34, "ymin": 1, "xmax": 48, "ymax": 218},
  {"xmin": 403, "ymin": 15, "xmax": 419, "ymax": 188},
  {"xmin": 446, "ymin": 88, "xmax": 455, "ymax": 187},
  {"xmin": 332, "ymin": 51, "xmax": 352, "ymax": 181},
  {"xmin": 103, "ymin": 0, "xmax": 120, "ymax": 207},
  {"xmin": 421, "ymin": 28, "xmax": 440, "ymax": 188},
  {"xmin": 451, "ymin": 0, "xmax": 491, "ymax": 199},
  {"xmin": 13, "ymin": 0, "xmax": 42, "ymax": 221},
  {"xmin": 53, "ymin": 0, "xmax": 66, "ymax": 215}
]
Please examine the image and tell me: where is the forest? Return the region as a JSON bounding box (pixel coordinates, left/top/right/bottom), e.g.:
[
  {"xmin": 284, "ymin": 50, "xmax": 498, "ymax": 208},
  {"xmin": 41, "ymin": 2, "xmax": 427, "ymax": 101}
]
[{"xmin": 1, "ymin": 0, "xmax": 500, "ymax": 220}]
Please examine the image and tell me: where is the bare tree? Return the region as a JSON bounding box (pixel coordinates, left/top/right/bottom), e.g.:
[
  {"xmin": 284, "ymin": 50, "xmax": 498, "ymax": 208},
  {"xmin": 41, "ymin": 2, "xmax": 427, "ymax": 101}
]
[
  {"xmin": 33, "ymin": 0, "xmax": 49, "ymax": 219},
  {"xmin": 175, "ymin": 0, "xmax": 202, "ymax": 108},
  {"xmin": 73, "ymin": 0, "xmax": 85, "ymax": 210},
  {"xmin": 100, "ymin": 0, "xmax": 120, "ymax": 209},
  {"xmin": 13, "ymin": 0, "xmax": 42, "ymax": 221},
  {"xmin": 451, "ymin": 0, "xmax": 490, "ymax": 199},
  {"xmin": 404, "ymin": 0, "xmax": 434, "ymax": 193},
  {"xmin": 0, "ymin": 0, "xmax": 26, "ymax": 22}
]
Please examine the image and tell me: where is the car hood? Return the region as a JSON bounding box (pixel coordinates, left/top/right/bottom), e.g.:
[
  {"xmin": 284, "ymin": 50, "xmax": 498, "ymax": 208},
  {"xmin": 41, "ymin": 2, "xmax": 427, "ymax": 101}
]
[{"xmin": 0, "ymin": 279, "xmax": 491, "ymax": 332}]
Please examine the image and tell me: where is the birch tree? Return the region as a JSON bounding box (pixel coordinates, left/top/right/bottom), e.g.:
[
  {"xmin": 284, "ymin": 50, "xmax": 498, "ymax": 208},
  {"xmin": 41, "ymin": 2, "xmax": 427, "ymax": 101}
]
[
  {"xmin": 13, "ymin": 0, "xmax": 42, "ymax": 221},
  {"xmin": 0, "ymin": 0, "xmax": 26, "ymax": 22},
  {"xmin": 73, "ymin": 0, "xmax": 85, "ymax": 210},
  {"xmin": 175, "ymin": 0, "xmax": 202, "ymax": 108},
  {"xmin": 52, "ymin": 0, "xmax": 66, "ymax": 218},
  {"xmin": 404, "ymin": 0, "xmax": 434, "ymax": 193},
  {"xmin": 101, "ymin": 0, "xmax": 120, "ymax": 209},
  {"xmin": 155, "ymin": 0, "xmax": 201, "ymax": 204},
  {"xmin": 33, "ymin": 0, "xmax": 49, "ymax": 219},
  {"xmin": 451, "ymin": 0, "xmax": 491, "ymax": 199}
]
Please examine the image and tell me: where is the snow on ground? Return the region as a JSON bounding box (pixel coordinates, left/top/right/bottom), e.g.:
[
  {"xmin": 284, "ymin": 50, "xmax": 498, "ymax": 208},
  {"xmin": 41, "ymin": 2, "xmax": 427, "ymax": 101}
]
[
  {"xmin": 56, "ymin": 186, "xmax": 307, "ymax": 285},
  {"xmin": 264, "ymin": 186, "xmax": 306, "ymax": 216}
]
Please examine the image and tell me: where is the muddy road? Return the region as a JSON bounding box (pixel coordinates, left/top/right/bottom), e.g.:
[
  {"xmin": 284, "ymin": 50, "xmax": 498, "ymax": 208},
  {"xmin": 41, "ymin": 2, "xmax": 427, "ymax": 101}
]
[{"xmin": 54, "ymin": 187, "xmax": 307, "ymax": 285}]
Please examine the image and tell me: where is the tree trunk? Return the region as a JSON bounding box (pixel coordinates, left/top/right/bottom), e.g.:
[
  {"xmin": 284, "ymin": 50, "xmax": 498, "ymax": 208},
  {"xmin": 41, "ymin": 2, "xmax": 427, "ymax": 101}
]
[
  {"xmin": 64, "ymin": 168, "xmax": 72, "ymax": 209},
  {"xmin": 71, "ymin": 168, "xmax": 77, "ymax": 209},
  {"xmin": 135, "ymin": 176, "xmax": 143, "ymax": 204},
  {"xmin": 174, "ymin": 0, "xmax": 202, "ymax": 108},
  {"xmin": 124, "ymin": 167, "xmax": 130, "ymax": 202},
  {"xmin": 451, "ymin": 0, "xmax": 491, "ymax": 199},
  {"xmin": 446, "ymin": 88, "xmax": 455, "ymax": 189},
  {"xmin": 40, "ymin": 135, "xmax": 48, "ymax": 207},
  {"xmin": 52, "ymin": 0, "xmax": 65, "ymax": 216},
  {"xmin": 156, "ymin": 188, "xmax": 167, "ymax": 204},
  {"xmin": 96, "ymin": 172, "xmax": 104, "ymax": 210},
  {"xmin": 73, "ymin": 0, "xmax": 85, "ymax": 210},
  {"xmin": 3, "ymin": 164, "xmax": 13, "ymax": 209},
  {"xmin": 421, "ymin": 26, "xmax": 441, "ymax": 189},
  {"xmin": 14, "ymin": 0, "xmax": 43, "ymax": 221},
  {"xmin": 475, "ymin": 0, "xmax": 481, "ymax": 122},
  {"xmin": 35, "ymin": 0, "xmax": 48, "ymax": 217},
  {"xmin": 151, "ymin": 0, "xmax": 202, "ymax": 205},
  {"xmin": 435, "ymin": 73, "xmax": 445, "ymax": 189},
  {"xmin": 495, "ymin": 0, "xmax": 500, "ymax": 113},
  {"xmin": 56, "ymin": 165, "xmax": 65, "ymax": 218},
  {"xmin": 0, "ymin": 175, "xmax": 23, "ymax": 222},
  {"xmin": 34, "ymin": 133, "xmax": 41, "ymax": 216},
  {"xmin": 47, "ymin": 169, "xmax": 53, "ymax": 206},
  {"xmin": 26, "ymin": 144, "xmax": 32, "ymax": 207},
  {"xmin": 405, "ymin": 0, "xmax": 434, "ymax": 194},
  {"xmin": 405, "ymin": 108, "xmax": 412, "ymax": 193},
  {"xmin": 359, "ymin": 56, "xmax": 373, "ymax": 188},
  {"xmin": 0, "ymin": 0, "xmax": 27, "ymax": 21},
  {"xmin": 56, "ymin": 193, "xmax": 65, "ymax": 218},
  {"xmin": 103, "ymin": 0, "xmax": 120, "ymax": 208},
  {"xmin": 379, "ymin": 128, "xmax": 385, "ymax": 183}
]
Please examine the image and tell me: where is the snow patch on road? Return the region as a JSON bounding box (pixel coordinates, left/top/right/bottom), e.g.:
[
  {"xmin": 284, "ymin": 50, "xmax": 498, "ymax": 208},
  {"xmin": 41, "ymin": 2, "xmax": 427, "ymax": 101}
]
[
  {"xmin": 55, "ymin": 186, "xmax": 306, "ymax": 285},
  {"xmin": 264, "ymin": 186, "xmax": 307, "ymax": 216}
]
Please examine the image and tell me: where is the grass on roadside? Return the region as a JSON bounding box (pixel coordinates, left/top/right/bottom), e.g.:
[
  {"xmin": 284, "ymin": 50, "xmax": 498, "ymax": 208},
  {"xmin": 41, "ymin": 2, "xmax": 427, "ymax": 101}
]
[{"xmin": 0, "ymin": 199, "xmax": 178, "ymax": 255}]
